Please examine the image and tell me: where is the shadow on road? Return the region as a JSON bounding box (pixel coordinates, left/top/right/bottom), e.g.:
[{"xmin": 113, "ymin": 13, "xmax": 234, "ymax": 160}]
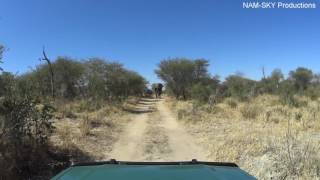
[{"xmin": 122, "ymin": 98, "xmax": 159, "ymax": 114}]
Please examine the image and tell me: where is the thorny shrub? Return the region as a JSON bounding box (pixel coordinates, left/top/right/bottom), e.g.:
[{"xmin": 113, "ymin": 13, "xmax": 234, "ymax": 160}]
[{"xmin": 0, "ymin": 97, "xmax": 57, "ymax": 179}]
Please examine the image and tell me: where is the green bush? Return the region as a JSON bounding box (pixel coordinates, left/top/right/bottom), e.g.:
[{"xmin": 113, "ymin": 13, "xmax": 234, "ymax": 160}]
[
  {"xmin": 289, "ymin": 67, "xmax": 313, "ymax": 92},
  {"xmin": 223, "ymin": 74, "xmax": 256, "ymax": 101},
  {"xmin": 0, "ymin": 97, "xmax": 56, "ymax": 178},
  {"xmin": 306, "ymin": 86, "xmax": 320, "ymax": 101},
  {"xmin": 279, "ymin": 93, "xmax": 307, "ymax": 108},
  {"xmin": 155, "ymin": 58, "xmax": 213, "ymax": 100},
  {"xmin": 190, "ymin": 83, "xmax": 215, "ymax": 103}
]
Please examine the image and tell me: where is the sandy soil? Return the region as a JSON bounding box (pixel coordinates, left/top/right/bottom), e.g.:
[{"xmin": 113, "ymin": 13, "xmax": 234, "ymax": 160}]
[{"xmin": 108, "ymin": 98, "xmax": 208, "ymax": 161}]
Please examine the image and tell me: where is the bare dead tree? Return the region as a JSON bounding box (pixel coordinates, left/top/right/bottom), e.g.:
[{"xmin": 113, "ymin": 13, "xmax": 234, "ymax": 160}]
[
  {"xmin": 40, "ymin": 47, "xmax": 55, "ymax": 98},
  {"xmin": 0, "ymin": 45, "xmax": 5, "ymax": 71},
  {"xmin": 261, "ymin": 66, "xmax": 266, "ymax": 80}
]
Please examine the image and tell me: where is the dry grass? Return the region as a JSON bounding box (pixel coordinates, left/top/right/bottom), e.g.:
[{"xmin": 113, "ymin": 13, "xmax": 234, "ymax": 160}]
[
  {"xmin": 169, "ymin": 95, "xmax": 320, "ymax": 179},
  {"xmin": 51, "ymin": 100, "xmax": 131, "ymax": 162},
  {"xmin": 79, "ymin": 114, "xmax": 91, "ymax": 137},
  {"xmin": 225, "ymin": 98, "xmax": 238, "ymax": 109},
  {"xmin": 240, "ymin": 103, "xmax": 261, "ymax": 119}
]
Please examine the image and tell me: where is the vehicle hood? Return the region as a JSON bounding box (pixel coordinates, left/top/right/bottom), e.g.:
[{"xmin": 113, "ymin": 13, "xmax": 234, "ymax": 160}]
[{"xmin": 52, "ymin": 164, "xmax": 256, "ymax": 180}]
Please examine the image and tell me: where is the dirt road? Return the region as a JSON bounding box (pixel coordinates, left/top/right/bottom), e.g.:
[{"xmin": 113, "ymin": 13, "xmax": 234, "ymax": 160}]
[{"xmin": 108, "ymin": 98, "xmax": 207, "ymax": 161}]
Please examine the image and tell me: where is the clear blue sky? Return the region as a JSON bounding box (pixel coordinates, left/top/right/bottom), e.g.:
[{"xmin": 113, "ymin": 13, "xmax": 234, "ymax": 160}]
[{"xmin": 0, "ymin": 0, "xmax": 319, "ymax": 83}]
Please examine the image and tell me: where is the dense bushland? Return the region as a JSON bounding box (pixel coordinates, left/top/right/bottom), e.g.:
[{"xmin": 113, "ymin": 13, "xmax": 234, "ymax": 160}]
[
  {"xmin": 13, "ymin": 57, "xmax": 147, "ymax": 101},
  {"xmin": 0, "ymin": 97, "xmax": 56, "ymax": 179},
  {"xmin": 0, "ymin": 47, "xmax": 147, "ymax": 179},
  {"xmin": 155, "ymin": 58, "xmax": 219, "ymax": 101},
  {"xmin": 159, "ymin": 58, "xmax": 320, "ymax": 179},
  {"xmin": 156, "ymin": 58, "xmax": 320, "ymax": 104}
]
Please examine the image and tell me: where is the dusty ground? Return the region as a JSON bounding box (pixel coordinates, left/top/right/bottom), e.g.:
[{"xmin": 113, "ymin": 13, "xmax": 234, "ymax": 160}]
[
  {"xmin": 52, "ymin": 97, "xmax": 208, "ymax": 165},
  {"xmin": 108, "ymin": 98, "xmax": 207, "ymax": 161}
]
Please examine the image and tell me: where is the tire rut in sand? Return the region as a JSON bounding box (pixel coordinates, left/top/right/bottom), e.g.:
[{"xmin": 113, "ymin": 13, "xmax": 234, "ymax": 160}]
[
  {"xmin": 107, "ymin": 113, "xmax": 148, "ymax": 161},
  {"xmin": 142, "ymin": 111, "xmax": 172, "ymax": 161},
  {"xmin": 157, "ymin": 100, "xmax": 207, "ymax": 161},
  {"xmin": 108, "ymin": 98, "xmax": 207, "ymax": 161}
]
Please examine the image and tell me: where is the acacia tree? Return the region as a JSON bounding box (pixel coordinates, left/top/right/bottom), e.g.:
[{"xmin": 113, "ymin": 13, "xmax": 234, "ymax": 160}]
[
  {"xmin": 53, "ymin": 57, "xmax": 85, "ymax": 99},
  {"xmin": 126, "ymin": 70, "xmax": 147, "ymax": 96},
  {"xmin": 84, "ymin": 59, "xmax": 147, "ymax": 100},
  {"xmin": 270, "ymin": 69, "xmax": 284, "ymax": 89},
  {"xmin": 155, "ymin": 58, "xmax": 211, "ymax": 100},
  {"xmin": 104, "ymin": 62, "xmax": 146, "ymax": 99},
  {"xmin": 224, "ymin": 73, "xmax": 256, "ymax": 100},
  {"xmin": 83, "ymin": 58, "xmax": 109, "ymax": 100},
  {"xmin": 289, "ymin": 67, "xmax": 313, "ymax": 92}
]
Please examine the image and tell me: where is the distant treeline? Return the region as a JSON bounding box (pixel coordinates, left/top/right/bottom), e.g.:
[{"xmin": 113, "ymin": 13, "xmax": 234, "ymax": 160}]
[
  {"xmin": 1, "ymin": 53, "xmax": 319, "ymax": 105},
  {"xmin": 1, "ymin": 49, "xmax": 319, "ymax": 105},
  {"xmin": 0, "ymin": 57, "xmax": 147, "ymax": 101},
  {"xmin": 155, "ymin": 58, "xmax": 320, "ymax": 105}
]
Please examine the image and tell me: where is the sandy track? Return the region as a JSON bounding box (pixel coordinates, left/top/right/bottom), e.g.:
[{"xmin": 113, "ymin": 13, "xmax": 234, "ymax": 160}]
[
  {"xmin": 108, "ymin": 98, "xmax": 207, "ymax": 161},
  {"xmin": 108, "ymin": 113, "xmax": 149, "ymax": 160},
  {"xmin": 157, "ymin": 100, "xmax": 207, "ymax": 161}
]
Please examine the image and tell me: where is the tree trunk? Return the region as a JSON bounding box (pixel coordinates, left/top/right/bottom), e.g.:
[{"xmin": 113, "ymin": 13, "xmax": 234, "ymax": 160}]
[{"xmin": 41, "ymin": 48, "xmax": 55, "ymax": 99}]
